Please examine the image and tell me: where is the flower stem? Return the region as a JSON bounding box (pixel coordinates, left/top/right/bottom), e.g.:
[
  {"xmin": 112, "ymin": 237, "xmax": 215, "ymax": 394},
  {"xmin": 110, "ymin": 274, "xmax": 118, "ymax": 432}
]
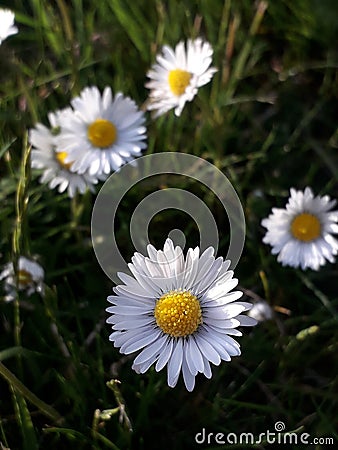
[{"xmin": 12, "ymin": 134, "xmax": 31, "ymax": 351}]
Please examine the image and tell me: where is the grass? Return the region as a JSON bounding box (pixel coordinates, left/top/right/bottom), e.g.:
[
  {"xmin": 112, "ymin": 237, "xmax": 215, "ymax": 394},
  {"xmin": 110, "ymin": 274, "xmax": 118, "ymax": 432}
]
[{"xmin": 1, "ymin": 0, "xmax": 338, "ymax": 449}]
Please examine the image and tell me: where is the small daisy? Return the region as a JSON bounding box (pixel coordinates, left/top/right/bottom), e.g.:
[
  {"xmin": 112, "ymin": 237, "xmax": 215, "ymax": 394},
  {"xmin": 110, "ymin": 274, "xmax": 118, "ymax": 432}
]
[
  {"xmin": 55, "ymin": 86, "xmax": 147, "ymax": 176},
  {"xmin": 261, "ymin": 187, "xmax": 338, "ymax": 270},
  {"xmin": 0, "ymin": 256, "xmax": 44, "ymax": 301},
  {"xmin": 248, "ymin": 300, "xmax": 273, "ymax": 322},
  {"xmin": 145, "ymin": 37, "xmax": 217, "ymax": 117},
  {"xmin": 106, "ymin": 238, "xmax": 256, "ymax": 392},
  {"xmin": 29, "ymin": 109, "xmax": 101, "ymax": 198},
  {"xmin": 0, "ymin": 9, "xmax": 18, "ymax": 45}
]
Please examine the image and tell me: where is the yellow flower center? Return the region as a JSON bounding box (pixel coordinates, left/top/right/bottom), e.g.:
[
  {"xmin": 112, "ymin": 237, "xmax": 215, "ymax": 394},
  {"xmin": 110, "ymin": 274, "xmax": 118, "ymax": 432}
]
[
  {"xmin": 18, "ymin": 269, "xmax": 33, "ymax": 287},
  {"xmin": 168, "ymin": 69, "xmax": 192, "ymax": 96},
  {"xmin": 154, "ymin": 290, "xmax": 202, "ymax": 337},
  {"xmin": 290, "ymin": 213, "xmax": 321, "ymax": 242},
  {"xmin": 87, "ymin": 118, "xmax": 117, "ymax": 148},
  {"xmin": 56, "ymin": 151, "xmax": 73, "ymax": 170}
]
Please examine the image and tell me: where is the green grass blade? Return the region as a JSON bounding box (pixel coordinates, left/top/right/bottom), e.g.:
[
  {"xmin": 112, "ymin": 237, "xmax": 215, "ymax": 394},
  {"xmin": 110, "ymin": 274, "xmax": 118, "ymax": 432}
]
[
  {"xmin": 0, "ymin": 361, "xmax": 63, "ymax": 424},
  {"xmin": 11, "ymin": 388, "xmax": 38, "ymax": 450}
]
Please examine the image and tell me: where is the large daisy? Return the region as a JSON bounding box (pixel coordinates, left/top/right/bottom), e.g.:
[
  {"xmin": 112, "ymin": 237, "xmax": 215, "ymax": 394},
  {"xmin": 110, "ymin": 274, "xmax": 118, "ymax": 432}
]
[
  {"xmin": 0, "ymin": 9, "xmax": 18, "ymax": 45},
  {"xmin": 261, "ymin": 187, "xmax": 338, "ymax": 270},
  {"xmin": 106, "ymin": 238, "xmax": 256, "ymax": 391},
  {"xmin": 55, "ymin": 86, "xmax": 147, "ymax": 176},
  {"xmin": 145, "ymin": 37, "xmax": 217, "ymax": 117},
  {"xmin": 29, "ymin": 109, "xmax": 101, "ymax": 198},
  {"xmin": 0, "ymin": 256, "xmax": 44, "ymax": 301}
]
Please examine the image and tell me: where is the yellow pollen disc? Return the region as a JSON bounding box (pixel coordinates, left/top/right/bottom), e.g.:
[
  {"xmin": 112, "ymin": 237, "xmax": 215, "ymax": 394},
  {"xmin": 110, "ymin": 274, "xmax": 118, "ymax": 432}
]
[
  {"xmin": 168, "ymin": 69, "xmax": 192, "ymax": 96},
  {"xmin": 290, "ymin": 213, "xmax": 321, "ymax": 242},
  {"xmin": 154, "ymin": 290, "xmax": 202, "ymax": 337},
  {"xmin": 18, "ymin": 269, "xmax": 33, "ymax": 287},
  {"xmin": 56, "ymin": 151, "xmax": 73, "ymax": 170},
  {"xmin": 87, "ymin": 118, "xmax": 117, "ymax": 148}
]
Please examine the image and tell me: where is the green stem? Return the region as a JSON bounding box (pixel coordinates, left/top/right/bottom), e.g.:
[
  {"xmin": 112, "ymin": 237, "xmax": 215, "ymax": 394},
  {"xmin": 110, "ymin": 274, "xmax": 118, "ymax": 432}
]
[
  {"xmin": 12, "ymin": 134, "xmax": 32, "ymax": 357},
  {"xmin": 106, "ymin": 379, "xmax": 133, "ymax": 433}
]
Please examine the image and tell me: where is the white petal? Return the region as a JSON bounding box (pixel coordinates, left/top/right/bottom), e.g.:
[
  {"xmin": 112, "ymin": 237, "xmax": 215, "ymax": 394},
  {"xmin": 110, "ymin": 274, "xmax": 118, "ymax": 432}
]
[
  {"xmin": 186, "ymin": 336, "xmax": 204, "ymax": 374},
  {"xmin": 120, "ymin": 328, "xmax": 161, "ymax": 354},
  {"xmin": 195, "ymin": 335, "xmax": 221, "ymax": 366},
  {"xmin": 155, "ymin": 337, "xmax": 174, "ymax": 372},
  {"xmin": 133, "ymin": 336, "xmax": 166, "ymax": 365},
  {"xmin": 167, "ymin": 339, "xmax": 183, "ymax": 388},
  {"xmin": 182, "ymin": 351, "xmax": 196, "ymax": 392},
  {"xmin": 237, "ymin": 315, "xmax": 258, "ymax": 326}
]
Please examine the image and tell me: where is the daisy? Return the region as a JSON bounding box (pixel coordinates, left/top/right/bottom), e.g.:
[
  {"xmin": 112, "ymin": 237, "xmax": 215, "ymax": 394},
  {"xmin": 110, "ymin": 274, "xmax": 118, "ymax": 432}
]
[
  {"xmin": 106, "ymin": 238, "xmax": 256, "ymax": 392},
  {"xmin": 0, "ymin": 9, "xmax": 18, "ymax": 45},
  {"xmin": 55, "ymin": 86, "xmax": 147, "ymax": 176},
  {"xmin": 29, "ymin": 109, "xmax": 101, "ymax": 198},
  {"xmin": 0, "ymin": 256, "xmax": 44, "ymax": 301},
  {"xmin": 261, "ymin": 187, "xmax": 338, "ymax": 270},
  {"xmin": 248, "ymin": 300, "xmax": 273, "ymax": 322},
  {"xmin": 145, "ymin": 37, "xmax": 217, "ymax": 117}
]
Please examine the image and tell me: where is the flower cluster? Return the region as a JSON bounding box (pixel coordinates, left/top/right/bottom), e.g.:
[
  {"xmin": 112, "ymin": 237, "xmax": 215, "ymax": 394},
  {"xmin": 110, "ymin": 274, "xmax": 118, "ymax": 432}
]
[
  {"xmin": 2, "ymin": 7, "xmax": 338, "ymax": 394},
  {"xmin": 106, "ymin": 184, "xmax": 338, "ymax": 390},
  {"xmin": 29, "ymin": 87, "xmax": 147, "ymax": 197},
  {"xmin": 28, "ymin": 38, "xmax": 217, "ymax": 198}
]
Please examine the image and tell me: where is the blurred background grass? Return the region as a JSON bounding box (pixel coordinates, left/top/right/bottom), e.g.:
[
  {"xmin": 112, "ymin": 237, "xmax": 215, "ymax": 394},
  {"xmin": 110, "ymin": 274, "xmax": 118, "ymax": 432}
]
[{"xmin": 0, "ymin": 0, "xmax": 338, "ymax": 449}]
